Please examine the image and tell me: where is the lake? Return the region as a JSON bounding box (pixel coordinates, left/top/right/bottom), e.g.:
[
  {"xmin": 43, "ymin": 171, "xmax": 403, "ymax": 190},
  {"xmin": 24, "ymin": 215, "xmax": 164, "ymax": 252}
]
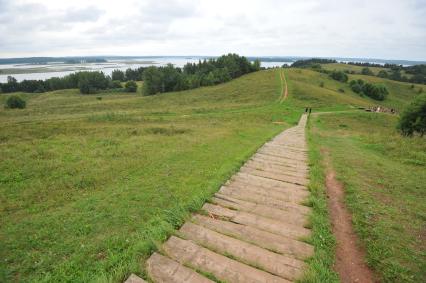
[{"xmin": 0, "ymin": 57, "xmax": 289, "ymax": 83}]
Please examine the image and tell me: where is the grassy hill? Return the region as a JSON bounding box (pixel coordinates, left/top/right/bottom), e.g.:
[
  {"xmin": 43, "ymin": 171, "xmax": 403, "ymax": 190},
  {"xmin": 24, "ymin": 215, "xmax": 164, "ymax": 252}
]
[
  {"xmin": 288, "ymin": 68, "xmax": 425, "ymax": 282},
  {"xmin": 0, "ymin": 70, "xmax": 303, "ymax": 282},
  {"xmin": 1, "ymin": 68, "xmax": 424, "ymax": 282}
]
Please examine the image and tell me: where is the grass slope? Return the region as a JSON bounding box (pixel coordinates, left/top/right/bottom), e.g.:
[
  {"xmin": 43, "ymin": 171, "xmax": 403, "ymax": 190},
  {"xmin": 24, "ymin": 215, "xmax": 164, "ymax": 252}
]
[
  {"xmin": 0, "ymin": 70, "xmax": 302, "ymax": 282},
  {"xmin": 309, "ymin": 112, "xmax": 426, "ymax": 282},
  {"xmin": 287, "ymin": 67, "xmax": 424, "ymax": 282}
]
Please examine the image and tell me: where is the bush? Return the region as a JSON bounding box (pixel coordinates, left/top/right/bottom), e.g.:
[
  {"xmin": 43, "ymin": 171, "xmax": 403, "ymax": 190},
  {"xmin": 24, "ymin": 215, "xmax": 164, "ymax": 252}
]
[
  {"xmin": 110, "ymin": 80, "xmax": 122, "ymax": 89},
  {"xmin": 319, "ymin": 82, "xmax": 324, "ymax": 87},
  {"xmin": 361, "ymin": 67, "xmax": 374, "ymax": 76},
  {"xmin": 398, "ymin": 94, "xmax": 426, "ymax": 136},
  {"xmin": 5, "ymin": 95, "xmax": 26, "ymax": 109},
  {"xmin": 377, "ymin": 70, "xmax": 389, "ymax": 78},
  {"xmin": 329, "ymin": 70, "xmax": 348, "ymax": 82},
  {"xmin": 338, "ymin": 88, "xmax": 345, "ymax": 93},
  {"xmin": 125, "ymin": 81, "xmax": 138, "ymax": 92},
  {"xmin": 349, "ymin": 79, "xmax": 388, "ymax": 100}
]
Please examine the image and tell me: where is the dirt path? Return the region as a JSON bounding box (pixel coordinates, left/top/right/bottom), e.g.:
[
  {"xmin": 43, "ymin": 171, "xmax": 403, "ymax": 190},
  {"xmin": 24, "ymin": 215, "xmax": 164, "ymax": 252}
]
[
  {"xmin": 280, "ymin": 69, "xmax": 288, "ymax": 102},
  {"xmin": 126, "ymin": 114, "xmax": 312, "ymax": 282},
  {"xmin": 324, "ymin": 153, "xmax": 376, "ymax": 283}
]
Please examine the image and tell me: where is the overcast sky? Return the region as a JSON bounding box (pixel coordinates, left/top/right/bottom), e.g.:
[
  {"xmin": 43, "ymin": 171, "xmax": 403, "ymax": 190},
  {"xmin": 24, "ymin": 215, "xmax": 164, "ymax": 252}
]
[{"xmin": 0, "ymin": 0, "xmax": 425, "ymax": 60}]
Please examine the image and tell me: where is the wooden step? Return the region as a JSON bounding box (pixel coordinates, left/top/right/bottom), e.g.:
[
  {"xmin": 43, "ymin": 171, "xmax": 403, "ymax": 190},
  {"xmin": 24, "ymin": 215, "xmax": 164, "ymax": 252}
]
[
  {"xmin": 179, "ymin": 222, "xmax": 305, "ymax": 281},
  {"xmin": 222, "ymin": 181, "xmax": 308, "ymax": 203},
  {"xmin": 192, "ymin": 214, "xmax": 314, "ymax": 260},
  {"xmin": 234, "ymin": 172, "xmax": 308, "ymax": 192},
  {"xmin": 212, "ymin": 194, "xmax": 308, "ymax": 226},
  {"xmin": 124, "ymin": 274, "xmax": 147, "ymax": 283},
  {"xmin": 226, "ymin": 179, "xmax": 309, "ymax": 199},
  {"xmin": 163, "ymin": 236, "xmax": 290, "ymax": 283},
  {"xmin": 240, "ymin": 167, "xmax": 309, "ymax": 186},
  {"xmin": 216, "ymin": 186, "xmax": 311, "ymax": 214},
  {"xmin": 146, "ymin": 252, "xmax": 213, "ymax": 283},
  {"xmin": 203, "ymin": 203, "xmax": 311, "ymax": 239}
]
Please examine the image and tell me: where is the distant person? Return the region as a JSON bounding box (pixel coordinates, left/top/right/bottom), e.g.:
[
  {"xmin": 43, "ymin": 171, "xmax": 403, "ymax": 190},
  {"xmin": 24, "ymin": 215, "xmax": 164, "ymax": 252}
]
[
  {"xmin": 305, "ymin": 107, "xmax": 308, "ymax": 112},
  {"xmin": 309, "ymin": 108, "xmax": 312, "ymax": 114}
]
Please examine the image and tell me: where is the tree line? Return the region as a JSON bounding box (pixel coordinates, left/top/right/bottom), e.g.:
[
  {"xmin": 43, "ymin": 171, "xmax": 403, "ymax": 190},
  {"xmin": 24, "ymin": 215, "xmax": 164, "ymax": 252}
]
[
  {"xmin": 290, "ymin": 58, "xmax": 426, "ymax": 85},
  {"xmin": 0, "ymin": 54, "xmax": 260, "ymax": 96},
  {"xmin": 141, "ymin": 53, "xmax": 261, "ymax": 95},
  {"xmin": 1, "ymin": 72, "xmax": 122, "ymax": 94}
]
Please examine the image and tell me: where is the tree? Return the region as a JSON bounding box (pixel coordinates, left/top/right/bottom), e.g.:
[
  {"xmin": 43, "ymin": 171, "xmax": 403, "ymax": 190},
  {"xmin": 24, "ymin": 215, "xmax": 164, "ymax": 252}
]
[
  {"xmin": 398, "ymin": 94, "xmax": 426, "ymax": 136},
  {"xmin": 142, "ymin": 67, "xmax": 164, "ymax": 95},
  {"xmin": 5, "ymin": 95, "xmax": 26, "ymax": 109},
  {"xmin": 111, "ymin": 70, "xmax": 125, "ymax": 81},
  {"xmin": 125, "ymin": 81, "xmax": 138, "ymax": 92},
  {"xmin": 77, "ymin": 71, "xmax": 110, "ymax": 94}
]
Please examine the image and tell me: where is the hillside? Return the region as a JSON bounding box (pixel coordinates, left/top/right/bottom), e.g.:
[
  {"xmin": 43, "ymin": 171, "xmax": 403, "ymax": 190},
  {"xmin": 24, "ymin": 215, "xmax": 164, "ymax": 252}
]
[
  {"xmin": 0, "ymin": 70, "xmax": 300, "ymax": 282},
  {"xmin": 1, "ymin": 68, "xmax": 424, "ymax": 283}
]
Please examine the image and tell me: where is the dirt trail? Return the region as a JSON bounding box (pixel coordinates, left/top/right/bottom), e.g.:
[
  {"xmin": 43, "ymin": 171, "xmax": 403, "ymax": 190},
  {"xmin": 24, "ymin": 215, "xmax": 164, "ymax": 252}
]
[
  {"xmin": 324, "ymin": 153, "xmax": 376, "ymax": 283},
  {"xmin": 280, "ymin": 69, "xmax": 288, "ymax": 102},
  {"xmin": 125, "ymin": 114, "xmax": 312, "ymax": 283}
]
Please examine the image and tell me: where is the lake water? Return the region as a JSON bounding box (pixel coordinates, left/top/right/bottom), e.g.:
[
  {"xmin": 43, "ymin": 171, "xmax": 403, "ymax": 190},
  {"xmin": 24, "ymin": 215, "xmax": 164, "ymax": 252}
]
[{"xmin": 0, "ymin": 57, "xmax": 289, "ymax": 83}]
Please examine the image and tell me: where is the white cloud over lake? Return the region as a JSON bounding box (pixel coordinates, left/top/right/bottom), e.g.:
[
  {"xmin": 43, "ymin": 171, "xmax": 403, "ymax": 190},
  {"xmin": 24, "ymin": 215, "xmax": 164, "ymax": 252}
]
[{"xmin": 0, "ymin": 0, "xmax": 425, "ymax": 60}]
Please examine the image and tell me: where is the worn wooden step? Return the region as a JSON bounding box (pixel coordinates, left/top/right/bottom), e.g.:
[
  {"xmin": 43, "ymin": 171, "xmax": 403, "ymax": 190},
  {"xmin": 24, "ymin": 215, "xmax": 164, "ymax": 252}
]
[
  {"xmin": 212, "ymin": 194, "xmax": 308, "ymax": 226},
  {"xmin": 163, "ymin": 236, "xmax": 290, "ymax": 283},
  {"xmin": 217, "ymin": 185, "xmax": 311, "ymax": 214},
  {"xmin": 203, "ymin": 203, "xmax": 311, "ymax": 239},
  {"xmin": 263, "ymin": 143, "xmax": 308, "ymax": 153},
  {"xmin": 245, "ymin": 160, "xmax": 308, "ymax": 177},
  {"xmin": 234, "ymin": 172, "xmax": 308, "ymax": 191},
  {"xmin": 146, "ymin": 252, "xmax": 213, "ymax": 283},
  {"xmin": 240, "ymin": 167, "xmax": 309, "ymax": 186},
  {"xmin": 218, "ymin": 183, "xmax": 307, "ymax": 205},
  {"xmin": 191, "ymin": 214, "xmax": 314, "ymax": 260},
  {"xmin": 252, "ymin": 154, "xmax": 309, "ymax": 169},
  {"xmin": 179, "ymin": 222, "xmax": 305, "ymax": 281},
  {"xmin": 224, "ymin": 181, "xmax": 308, "ymax": 203},
  {"xmin": 226, "ymin": 179, "xmax": 310, "ymax": 199},
  {"xmin": 258, "ymin": 152, "xmax": 307, "ymax": 163},
  {"xmin": 124, "ymin": 274, "xmax": 147, "ymax": 283},
  {"xmin": 242, "ymin": 163, "xmax": 308, "ymax": 181},
  {"xmin": 232, "ymin": 173, "xmax": 309, "ymax": 192}
]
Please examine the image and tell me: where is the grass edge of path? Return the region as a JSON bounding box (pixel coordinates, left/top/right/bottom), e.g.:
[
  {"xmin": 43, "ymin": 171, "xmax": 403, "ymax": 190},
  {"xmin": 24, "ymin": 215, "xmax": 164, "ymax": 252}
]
[{"xmin": 298, "ymin": 115, "xmax": 340, "ymax": 283}]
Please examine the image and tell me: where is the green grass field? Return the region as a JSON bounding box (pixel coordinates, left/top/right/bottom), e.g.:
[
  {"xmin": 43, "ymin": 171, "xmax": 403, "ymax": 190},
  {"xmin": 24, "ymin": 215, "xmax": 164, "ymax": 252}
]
[
  {"xmin": 0, "ymin": 70, "xmax": 303, "ymax": 282},
  {"xmin": 1, "ymin": 67, "xmax": 424, "ymax": 282}
]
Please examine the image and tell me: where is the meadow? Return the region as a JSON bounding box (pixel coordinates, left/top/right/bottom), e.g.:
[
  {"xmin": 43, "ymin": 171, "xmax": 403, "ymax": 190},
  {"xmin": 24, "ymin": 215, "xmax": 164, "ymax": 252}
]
[
  {"xmin": 0, "ymin": 70, "xmax": 303, "ymax": 282},
  {"xmin": 1, "ymin": 66, "xmax": 424, "ymax": 282},
  {"xmin": 286, "ymin": 67, "xmax": 425, "ymax": 282}
]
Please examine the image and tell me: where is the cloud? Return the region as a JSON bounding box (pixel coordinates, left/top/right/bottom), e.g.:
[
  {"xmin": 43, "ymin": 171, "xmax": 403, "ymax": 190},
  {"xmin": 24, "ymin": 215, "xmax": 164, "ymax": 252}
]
[{"xmin": 0, "ymin": 0, "xmax": 425, "ymax": 60}]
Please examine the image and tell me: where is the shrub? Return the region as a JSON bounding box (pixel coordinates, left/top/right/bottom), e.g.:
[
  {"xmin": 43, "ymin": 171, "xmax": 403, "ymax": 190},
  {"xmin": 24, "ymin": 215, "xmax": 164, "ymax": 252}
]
[
  {"xmin": 319, "ymin": 81, "xmax": 324, "ymax": 87},
  {"xmin": 361, "ymin": 67, "xmax": 374, "ymax": 76},
  {"xmin": 125, "ymin": 81, "xmax": 138, "ymax": 92},
  {"xmin": 398, "ymin": 94, "xmax": 426, "ymax": 136},
  {"xmin": 377, "ymin": 70, "xmax": 389, "ymax": 78},
  {"xmin": 338, "ymin": 88, "xmax": 345, "ymax": 93},
  {"xmin": 363, "ymin": 83, "xmax": 388, "ymax": 100},
  {"xmin": 110, "ymin": 80, "xmax": 122, "ymax": 89},
  {"xmin": 5, "ymin": 95, "xmax": 26, "ymax": 109},
  {"xmin": 329, "ymin": 70, "xmax": 348, "ymax": 82},
  {"xmin": 349, "ymin": 79, "xmax": 388, "ymax": 100}
]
